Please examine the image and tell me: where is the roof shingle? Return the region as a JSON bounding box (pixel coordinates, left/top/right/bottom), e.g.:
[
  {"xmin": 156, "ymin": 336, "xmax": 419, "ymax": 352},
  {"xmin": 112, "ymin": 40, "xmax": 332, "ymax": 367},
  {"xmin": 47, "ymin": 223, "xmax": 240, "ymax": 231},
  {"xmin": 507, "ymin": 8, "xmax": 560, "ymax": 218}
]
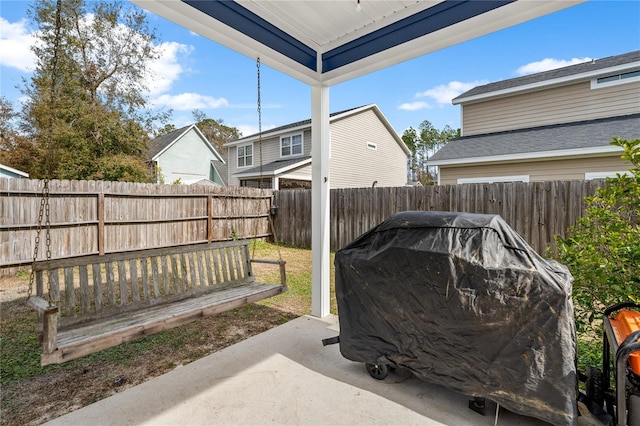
[
  {"xmin": 429, "ymin": 114, "xmax": 640, "ymax": 163},
  {"xmin": 454, "ymin": 50, "xmax": 640, "ymax": 102}
]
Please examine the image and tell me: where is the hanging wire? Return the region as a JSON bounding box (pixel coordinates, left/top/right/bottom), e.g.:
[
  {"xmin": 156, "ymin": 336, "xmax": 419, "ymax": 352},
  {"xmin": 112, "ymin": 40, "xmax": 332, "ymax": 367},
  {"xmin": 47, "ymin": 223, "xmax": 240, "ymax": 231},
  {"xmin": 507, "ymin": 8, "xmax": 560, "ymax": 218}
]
[
  {"xmin": 252, "ymin": 57, "xmax": 282, "ymax": 262},
  {"xmin": 28, "ymin": 0, "xmax": 61, "ymax": 301},
  {"xmin": 257, "ymin": 58, "xmax": 264, "ymax": 188}
]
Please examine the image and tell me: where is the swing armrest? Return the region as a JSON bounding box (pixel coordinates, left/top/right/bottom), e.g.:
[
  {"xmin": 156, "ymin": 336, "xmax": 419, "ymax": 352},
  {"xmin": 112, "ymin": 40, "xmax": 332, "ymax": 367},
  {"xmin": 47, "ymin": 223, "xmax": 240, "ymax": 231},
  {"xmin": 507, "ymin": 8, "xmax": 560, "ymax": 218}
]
[
  {"xmin": 250, "ymin": 258, "xmax": 287, "ymax": 291},
  {"xmin": 27, "ymin": 296, "xmax": 59, "ymax": 355},
  {"xmin": 27, "ymin": 296, "xmax": 59, "ymax": 315}
]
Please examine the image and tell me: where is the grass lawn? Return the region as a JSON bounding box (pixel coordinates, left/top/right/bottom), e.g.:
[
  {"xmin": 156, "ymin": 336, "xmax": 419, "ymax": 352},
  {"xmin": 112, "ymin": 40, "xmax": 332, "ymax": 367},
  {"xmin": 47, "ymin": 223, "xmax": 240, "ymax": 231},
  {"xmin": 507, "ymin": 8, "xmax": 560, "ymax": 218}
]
[{"xmin": 0, "ymin": 242, "xmax": 334, "ymax": 425}]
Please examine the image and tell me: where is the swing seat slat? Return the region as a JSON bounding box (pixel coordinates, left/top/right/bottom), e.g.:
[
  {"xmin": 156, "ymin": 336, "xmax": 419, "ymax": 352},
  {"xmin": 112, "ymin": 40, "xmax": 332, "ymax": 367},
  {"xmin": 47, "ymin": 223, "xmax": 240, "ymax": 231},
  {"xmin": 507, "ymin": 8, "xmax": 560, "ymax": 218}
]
[{"xmin": 28, "ymin": 240, "xmax": 286, "ymax": 366}]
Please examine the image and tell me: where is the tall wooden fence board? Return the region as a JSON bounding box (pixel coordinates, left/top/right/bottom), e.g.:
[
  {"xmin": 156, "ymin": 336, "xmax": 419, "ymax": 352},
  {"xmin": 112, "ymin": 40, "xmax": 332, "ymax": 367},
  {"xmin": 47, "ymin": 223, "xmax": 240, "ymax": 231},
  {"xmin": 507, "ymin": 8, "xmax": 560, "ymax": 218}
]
[
  {"xmin": 273, "ymin": 180, "xmax": 606, "ymax": 255},
  {"xmin": 1, "ymin": 179, "xmax": 273, "ymax": 272},
  {"xmin": 2, "ymin": 178, "xmax": 607, "ymax": 275}
]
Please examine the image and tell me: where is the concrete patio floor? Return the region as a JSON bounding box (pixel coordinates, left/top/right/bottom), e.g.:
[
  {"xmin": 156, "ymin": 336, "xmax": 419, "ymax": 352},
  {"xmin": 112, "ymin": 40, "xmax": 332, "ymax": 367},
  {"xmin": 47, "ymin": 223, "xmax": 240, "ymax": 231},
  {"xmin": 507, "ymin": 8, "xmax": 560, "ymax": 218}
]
[{"xmin": 46, "ymin": 315, "xmax": 557, "ymax": 426}]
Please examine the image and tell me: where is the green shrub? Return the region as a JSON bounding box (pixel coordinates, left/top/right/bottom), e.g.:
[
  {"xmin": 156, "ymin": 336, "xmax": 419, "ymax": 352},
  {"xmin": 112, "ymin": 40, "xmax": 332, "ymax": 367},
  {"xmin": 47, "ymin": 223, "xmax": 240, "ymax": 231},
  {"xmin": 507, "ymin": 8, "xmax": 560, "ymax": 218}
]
[{"xmin": 556, "ymin": 138, "xmax": 640, "ymax": 368}]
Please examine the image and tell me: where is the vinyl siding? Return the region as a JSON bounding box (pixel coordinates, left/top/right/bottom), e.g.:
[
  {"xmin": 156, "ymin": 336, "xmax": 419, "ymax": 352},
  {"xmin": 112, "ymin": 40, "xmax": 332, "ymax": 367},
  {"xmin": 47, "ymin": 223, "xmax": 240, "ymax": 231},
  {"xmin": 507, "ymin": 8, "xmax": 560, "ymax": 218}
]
[
  {"xmin": 438, "ymin": 155, "xmax": 631, "ymax": 185},
  {"xmin": 226, "ymin": 130, "xmax": 311, "ymax": 187},
  {"xmin": 330, "ymin": 109, "xmax": 408, "ymax": 188},
  {"xmin": 227, "ymin": 107, "xmax": 408, "ymax": 189},
  {"xmin": 281, "ymin": 164, "xmax": 312, "ymax": 179},
  {"xmin": 156, "ymin": 129, "xmax": 221, "ymax": 184},
  {"xmin": 461, "ymin": 80, "xmax": 640, "ymax": 136}
]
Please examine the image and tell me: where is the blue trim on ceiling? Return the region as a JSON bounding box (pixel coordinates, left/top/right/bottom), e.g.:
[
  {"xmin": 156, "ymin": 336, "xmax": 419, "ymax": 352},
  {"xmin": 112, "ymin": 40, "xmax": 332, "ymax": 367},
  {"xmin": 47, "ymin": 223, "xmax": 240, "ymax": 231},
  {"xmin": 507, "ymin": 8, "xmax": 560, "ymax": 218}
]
[
  {"xmin": 182, "ymin": 0, "xmax": 516, "ymax": 76},
  {"xmin": 322, "ymin": 0, "xmax": 517, "ymax": 73},
  {"xmin": 182, "ymin": 0, "xmax": 317, "ymax": 71}
]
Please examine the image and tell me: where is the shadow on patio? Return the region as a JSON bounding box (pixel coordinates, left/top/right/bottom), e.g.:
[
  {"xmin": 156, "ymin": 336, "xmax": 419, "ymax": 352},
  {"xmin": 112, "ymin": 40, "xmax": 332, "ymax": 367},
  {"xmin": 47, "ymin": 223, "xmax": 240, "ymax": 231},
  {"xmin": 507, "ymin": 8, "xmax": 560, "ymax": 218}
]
[{"xmin": 45, "ymin": 315, "xmax": 554, "ymax": 426}]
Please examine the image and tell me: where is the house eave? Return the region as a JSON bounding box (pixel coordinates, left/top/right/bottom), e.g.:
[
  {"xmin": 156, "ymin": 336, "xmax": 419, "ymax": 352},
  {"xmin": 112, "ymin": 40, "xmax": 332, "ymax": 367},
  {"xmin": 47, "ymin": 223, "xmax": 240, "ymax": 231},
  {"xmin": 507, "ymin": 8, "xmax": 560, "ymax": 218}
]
[
  {"xmin": 225, "ymin": 123, "xmax": 311, "ymax": 147},
  {"xmin": 0, "ymin": 163, "xmax": 29, "ymax": 177},
  {"xmin": 226, "ymin": 104, "xmax": 410, "ymax": 156},
  {"xmin": 430, "ymin": 145, "xmax": 624, "ymax": 167},
  {"xmin": 453, "ymin": 60, "xmax": 640, "ymax": 105},
  {"xmin": 233, "ymin": 158, "xmax": 312, "ymax": 178}
]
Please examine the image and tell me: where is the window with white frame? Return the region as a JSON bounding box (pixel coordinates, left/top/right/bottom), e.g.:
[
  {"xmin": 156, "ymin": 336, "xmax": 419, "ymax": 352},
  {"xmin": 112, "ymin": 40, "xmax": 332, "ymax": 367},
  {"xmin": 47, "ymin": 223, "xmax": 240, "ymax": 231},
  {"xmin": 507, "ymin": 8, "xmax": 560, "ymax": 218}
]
[
  {"xmin": 591, "ymin": 70, "xmax": 640, "ymax": 89},
  {"xmin": 237, "ymin": 144, "xmax": 253, "ymax": 168},
  {"xmin": 281, "ymin": 133, "xmax": 303, "ymax": 157},
  {"xmin": 457, "ymin": 175, "xmax": 530, "ymax": 184},
  {"xmin": 585, "ymin": 171, "xmax": 629, "ymax": 180}
]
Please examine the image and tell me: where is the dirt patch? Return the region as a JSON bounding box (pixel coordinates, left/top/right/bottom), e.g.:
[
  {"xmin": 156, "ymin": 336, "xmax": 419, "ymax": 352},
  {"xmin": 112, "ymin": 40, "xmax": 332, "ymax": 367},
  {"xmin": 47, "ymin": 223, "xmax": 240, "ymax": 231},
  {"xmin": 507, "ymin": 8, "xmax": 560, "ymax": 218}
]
[{"xmin": 0, "ymin": 252, "xmax": 311, "ymax": 426}]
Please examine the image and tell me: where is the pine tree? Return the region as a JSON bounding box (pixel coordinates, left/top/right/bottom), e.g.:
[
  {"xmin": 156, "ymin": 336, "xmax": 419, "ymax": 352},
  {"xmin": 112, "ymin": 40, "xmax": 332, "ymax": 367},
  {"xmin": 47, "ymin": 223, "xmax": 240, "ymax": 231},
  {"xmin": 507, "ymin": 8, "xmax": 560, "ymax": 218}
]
[{"xmin": 21, "ymin": 0, "xmax": 162, "ymax": 181}]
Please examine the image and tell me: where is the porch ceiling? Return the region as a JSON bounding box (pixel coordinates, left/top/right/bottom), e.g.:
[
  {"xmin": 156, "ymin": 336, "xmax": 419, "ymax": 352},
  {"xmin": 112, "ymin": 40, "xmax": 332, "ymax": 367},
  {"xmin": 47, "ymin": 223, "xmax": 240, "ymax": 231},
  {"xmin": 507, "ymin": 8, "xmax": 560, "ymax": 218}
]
[{"xmin": 130, "ymin": 0, "xmax": 584, "ymax": 86}]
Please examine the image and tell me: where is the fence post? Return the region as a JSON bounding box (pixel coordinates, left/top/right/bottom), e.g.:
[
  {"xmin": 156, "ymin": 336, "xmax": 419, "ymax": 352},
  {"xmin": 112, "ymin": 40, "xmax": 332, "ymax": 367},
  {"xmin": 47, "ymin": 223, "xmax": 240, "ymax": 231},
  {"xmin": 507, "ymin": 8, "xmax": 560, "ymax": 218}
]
[
  {"xmin": 98, "ymin": 192, "xmax": 105, "ymax": 255},
  {"xmin": 207, "ymin": 194, "xmax": 213, "ymax": 243}
]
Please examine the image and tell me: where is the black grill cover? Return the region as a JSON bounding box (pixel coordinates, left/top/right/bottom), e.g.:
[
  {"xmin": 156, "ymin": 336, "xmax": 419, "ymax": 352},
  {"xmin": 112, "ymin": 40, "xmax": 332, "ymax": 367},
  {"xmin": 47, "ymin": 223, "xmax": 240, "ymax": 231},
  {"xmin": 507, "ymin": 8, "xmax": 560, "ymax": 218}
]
[{"xmin": 334, "ymin": 211, "xmax": 576, "ymax": 425}]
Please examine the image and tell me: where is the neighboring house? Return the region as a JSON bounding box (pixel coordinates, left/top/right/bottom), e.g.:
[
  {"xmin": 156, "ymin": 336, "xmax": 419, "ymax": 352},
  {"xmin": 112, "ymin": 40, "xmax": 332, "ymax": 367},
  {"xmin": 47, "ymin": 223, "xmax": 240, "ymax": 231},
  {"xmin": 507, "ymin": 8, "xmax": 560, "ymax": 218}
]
[
  {"xmin": 224, "ymin": 104, "xmax": 410, "ymax": 189},
  {"xmin": 148, "ymin": 124, "xmax": 227, "ymax": 185},
  {"xmin": 0, "ymin": 163, "xmax": 29, "ymax": 179},
  {"xmin": 430, "ymin": 50, "xmax": 640, "ymax": 185}
]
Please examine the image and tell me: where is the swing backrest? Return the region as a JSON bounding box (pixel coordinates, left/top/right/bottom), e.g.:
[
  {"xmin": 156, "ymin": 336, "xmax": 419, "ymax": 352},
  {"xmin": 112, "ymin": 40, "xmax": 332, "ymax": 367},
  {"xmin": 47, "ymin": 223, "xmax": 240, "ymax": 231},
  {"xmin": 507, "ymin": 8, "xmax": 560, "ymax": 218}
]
[{"xmin": 33, "ymin": 240, "xmax": 255, "ymax": 328}]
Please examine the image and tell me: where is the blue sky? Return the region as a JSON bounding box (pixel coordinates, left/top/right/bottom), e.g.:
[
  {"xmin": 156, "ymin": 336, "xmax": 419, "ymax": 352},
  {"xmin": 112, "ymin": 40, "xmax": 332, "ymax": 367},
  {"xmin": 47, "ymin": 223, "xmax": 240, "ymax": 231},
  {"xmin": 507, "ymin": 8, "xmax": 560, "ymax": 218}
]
[{"xmin": 1, "ymin": 0, "xmax": 639, "ymax": 138}]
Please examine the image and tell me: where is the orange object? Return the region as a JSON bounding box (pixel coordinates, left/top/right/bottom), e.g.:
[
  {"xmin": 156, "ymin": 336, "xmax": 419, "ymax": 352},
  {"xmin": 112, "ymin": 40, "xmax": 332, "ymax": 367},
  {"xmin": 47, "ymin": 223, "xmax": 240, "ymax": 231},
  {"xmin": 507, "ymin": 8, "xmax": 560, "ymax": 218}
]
[{"xmin": 609, "ymin": 309, "xmax": 640, "ymax": 376}]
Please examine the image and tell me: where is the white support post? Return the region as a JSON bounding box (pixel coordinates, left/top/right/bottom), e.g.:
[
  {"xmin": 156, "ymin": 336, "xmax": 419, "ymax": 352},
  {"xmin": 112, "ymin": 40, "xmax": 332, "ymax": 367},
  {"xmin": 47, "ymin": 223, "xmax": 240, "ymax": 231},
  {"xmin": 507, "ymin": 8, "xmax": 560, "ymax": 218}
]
[{"xmin": 310, "ymin": 84, "xmax": 331, "ymax": 318}]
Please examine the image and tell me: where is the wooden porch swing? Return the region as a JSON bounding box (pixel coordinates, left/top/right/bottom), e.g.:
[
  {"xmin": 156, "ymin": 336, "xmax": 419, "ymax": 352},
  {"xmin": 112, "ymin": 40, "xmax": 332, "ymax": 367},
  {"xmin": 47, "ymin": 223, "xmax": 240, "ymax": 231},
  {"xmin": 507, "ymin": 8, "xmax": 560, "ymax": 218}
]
[{"xmin": 27, "ymin": 36, "xmax": 286, "ymax": 365}]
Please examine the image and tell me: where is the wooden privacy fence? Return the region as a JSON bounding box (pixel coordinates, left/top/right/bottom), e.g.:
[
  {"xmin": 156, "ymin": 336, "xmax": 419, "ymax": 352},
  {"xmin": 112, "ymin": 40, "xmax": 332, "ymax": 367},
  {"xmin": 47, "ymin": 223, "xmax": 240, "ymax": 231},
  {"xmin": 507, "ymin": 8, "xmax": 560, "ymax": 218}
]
[
  {"xmin": 272, "ymin": 180, "xmax": 606, "ymax": 255},
  {"xmin": 1, "ymin": 178, "xmax": 274, "ymax": 270}
]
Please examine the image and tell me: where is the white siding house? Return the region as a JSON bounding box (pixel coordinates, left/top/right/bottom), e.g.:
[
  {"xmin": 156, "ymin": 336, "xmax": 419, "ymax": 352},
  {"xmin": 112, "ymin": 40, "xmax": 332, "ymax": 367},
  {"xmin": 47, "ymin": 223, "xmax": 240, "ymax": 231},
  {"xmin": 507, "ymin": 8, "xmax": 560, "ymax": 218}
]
[{"xmin": 224, "ymin": 104, "xmax": 410, "ymax": 190}]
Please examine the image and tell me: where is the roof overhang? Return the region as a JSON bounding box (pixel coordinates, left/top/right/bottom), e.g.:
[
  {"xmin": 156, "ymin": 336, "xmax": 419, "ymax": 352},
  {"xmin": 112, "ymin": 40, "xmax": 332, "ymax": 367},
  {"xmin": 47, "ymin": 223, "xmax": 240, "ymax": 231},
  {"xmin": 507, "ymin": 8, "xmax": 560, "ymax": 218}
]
[
  {"xmin": 430, "ymin": 145, "xmax": 624, "ymax": 167},
  {"xmin": 130, "ymin": 0, "xmax": 584, "ymax": 86},
  {"xmin": 454, "ymin": 59, "xmax": 640, "ymax": 105},
  {"xmin": 234, "ymin": 157, "xmax": 313, "ymax": 178},
  {"xmin": 0, "ymin": 163, "xmax": 30, "ymax": 178},
  {"xmin": 226, "ymin": 104, "xmax": 411, "ymax": 155}
]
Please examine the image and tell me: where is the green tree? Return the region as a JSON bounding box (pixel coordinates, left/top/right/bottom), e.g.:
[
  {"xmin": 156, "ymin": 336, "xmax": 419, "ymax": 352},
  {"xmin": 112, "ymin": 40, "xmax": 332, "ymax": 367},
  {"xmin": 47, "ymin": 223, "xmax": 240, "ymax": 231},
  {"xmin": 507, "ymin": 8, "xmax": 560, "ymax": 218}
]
[
  {"xmin": 402, "ymin": 120, "xmax": 459, "ymax": 185},
  {"xmin": 556, "ymin": 138, "xmax": 640, "ymax": 367},
  {"xmin": 20, "ymin": 0, "xmax": 161, "ymax": 182},
  {"xmin": 154, "ymin": 123, "xmax": 177, "ymax": 137},
  {"xmin": 402, "ymin": 126, "xmax": 420, "ymax": 182},
  {"xmin": 192, "ymin": 109, "xmax": 242, "ymax": 156}
]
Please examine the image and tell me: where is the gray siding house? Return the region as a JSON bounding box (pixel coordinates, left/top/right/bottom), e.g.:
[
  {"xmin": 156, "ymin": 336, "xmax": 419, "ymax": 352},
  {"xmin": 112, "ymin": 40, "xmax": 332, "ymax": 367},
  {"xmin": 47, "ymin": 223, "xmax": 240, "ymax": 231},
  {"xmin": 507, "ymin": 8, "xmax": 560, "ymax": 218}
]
[
  {"xmin": 148, "ymin": 125, "xmax": 226, "ymax": 185},
  {"xmin": 224, "ymin": 104, "xmax": 410, "ymax": 190},
  {"xmin": 430, "ymin": 50, "xmax": 640, "ymax": 185}
]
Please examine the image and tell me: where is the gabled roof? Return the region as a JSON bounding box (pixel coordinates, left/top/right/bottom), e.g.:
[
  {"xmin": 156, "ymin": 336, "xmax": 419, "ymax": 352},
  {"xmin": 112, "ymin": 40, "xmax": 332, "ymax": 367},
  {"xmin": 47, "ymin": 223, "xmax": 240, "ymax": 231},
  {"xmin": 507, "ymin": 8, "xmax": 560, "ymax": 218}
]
[
  {"xmin": 228, "ymin": 106, "xmax": 365, "ymax": 145},
  {"xmin": 429, "ymin": 113, "xmax": 639, "ymax": 166},
  {"xmin": 147, "ymin": 124, "xmax": 225, "ymax": 163},
  {"xmin": 453, "ymin": 50, "xmax": 640, "ymax": 104},
  {"xmin": 226, "ymin": 104, "xmax": 410, "ymax": 155},
  {"xmin": 211, "ymin": 160, "xmax": 228, "ymax": 185},
  {"xmin": 234, "ymin": 156, "xmax": 312, "ymax": 178}
]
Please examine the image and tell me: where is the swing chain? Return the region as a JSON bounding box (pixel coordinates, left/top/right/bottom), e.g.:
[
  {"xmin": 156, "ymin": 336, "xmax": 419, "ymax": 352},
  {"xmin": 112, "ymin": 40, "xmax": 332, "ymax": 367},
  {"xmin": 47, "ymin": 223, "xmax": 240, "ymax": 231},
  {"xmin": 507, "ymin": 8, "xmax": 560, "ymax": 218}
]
[
  {"xmin": 28, "ymin": 180, "xmax": 52, "ymax": 300},
  {"xmin": 27, "ymin": 0, "xmax": 60, "ymax": 301},
  {"xmin": 252, "ymin": 57, "xmax": 282, "ymax": 262},
  {"xmin": 257, "ymin": 59, "xmax": 261, "ymax": 137},
  {"xmin": 257, "ymin": 58, "xmax": 263, "ymax": 182}
]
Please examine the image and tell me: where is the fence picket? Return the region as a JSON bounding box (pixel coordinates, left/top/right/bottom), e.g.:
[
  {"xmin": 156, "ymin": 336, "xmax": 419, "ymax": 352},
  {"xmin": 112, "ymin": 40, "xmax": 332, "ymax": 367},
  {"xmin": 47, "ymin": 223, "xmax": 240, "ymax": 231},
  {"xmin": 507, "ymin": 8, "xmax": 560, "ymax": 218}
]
[{"xmin": 2, "ymin": 178, "xmax": 606, "ymax": 271}]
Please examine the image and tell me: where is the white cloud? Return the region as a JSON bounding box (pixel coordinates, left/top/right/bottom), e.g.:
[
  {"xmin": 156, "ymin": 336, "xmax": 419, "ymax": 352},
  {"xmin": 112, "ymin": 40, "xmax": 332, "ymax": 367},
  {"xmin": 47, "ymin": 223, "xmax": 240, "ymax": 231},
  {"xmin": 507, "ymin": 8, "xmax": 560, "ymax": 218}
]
[
  {"xmin": 237, "ymin": 124, "xmax": 258, "ymax": 136},
  {"xmin": 416, "ymin": 80, "xmax": 487, "ymax": 105},
  {"xmin": 151, "ymin": 92, "xmax": 229, "ymax": 110},
  {"xmin": 146, "ymin": 41, "xmax": 194, "ymax": 96},
  {"xmin": 398, "ymin": 101, "xmax": 431, "ymax": 111},
  {"xmin": 516, "ymin": 57, "xmax": 592, "ymax": 76},
  {"xmin": 233, "ymin": 123, "xmax": 278, "ymax": 137},
  {"xmin": 0, "ymin": 18, "xmax": 37, "ymax": 72}
]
